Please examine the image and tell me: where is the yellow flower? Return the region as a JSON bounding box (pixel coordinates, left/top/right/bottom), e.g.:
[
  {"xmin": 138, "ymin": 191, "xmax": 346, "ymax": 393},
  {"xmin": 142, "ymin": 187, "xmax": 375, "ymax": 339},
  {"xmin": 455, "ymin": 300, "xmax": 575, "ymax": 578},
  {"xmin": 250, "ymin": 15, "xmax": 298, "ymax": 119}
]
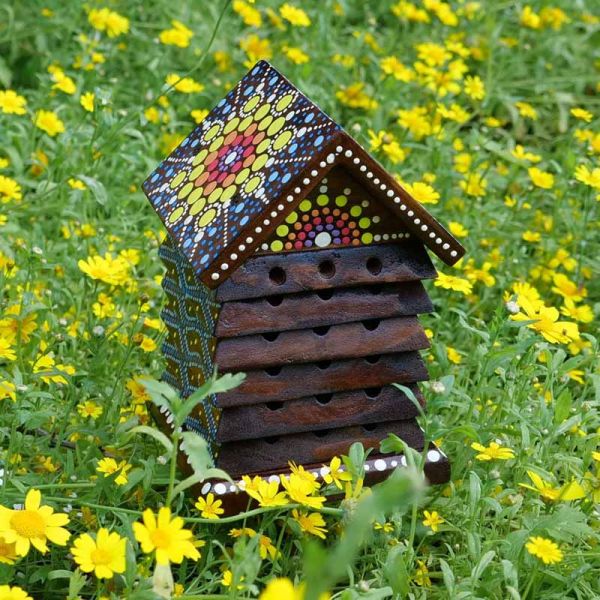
[
  {"xmin": 194, "ymin": 493, "xmax": 224, "ymax": 519},
  {"xmin": 0, "ymin": 90, "xmax": 27, "ymax": 115},
  {"xmin": 191, "ymin": 109, "xmax": 209, "ymax": 124},
  {"xmin": 0, "ymin": 489, "xmax": 70, "ymax": 556},
  {"xmin": 159, "ymin": 20, "xmax": 193, "ymax": 48},
  {"xmin": 519, "ymin": 470, "xmax": 585, "ymax": 502},
  {"xmin": 165, "ymin": 73, "xmax": 204, "ymax": 94},
  {"xmin": 49, "ymin": 66, "xmax": 76, "ymax": 95},
  {"xmin": 292, "ymin": 509, "xmax": 327, "ymax": 539},
  {"xmin": 0, "ymin": 336, "xmax": 17, "ymax": 361},
  {"xmin": 221, "ymin": 568, "xmax": 246, "ymax": 590},
  {"xmin": 471, "ymin": 441, "xmax": 515, "ymax": 461},
  {"xmin": 448, "ymin": 221, "xmax": 468, "ymax": 238},
  {"xmin": 68, "ymin": 177, "xmax": 86, "ymax": 190},
  {"xmin": 560, "ymin": 298, "xmax": 593, "ymax": 323},
  {"xmin": 0, "ymin": 586, "xmax": 33, "ymax": 600},
  {"xmin": 446, "ymin": 346, "xmax": 461, "ymax": 364},
  {"xmin": 96, "ymin": 457, "xmax": 131, "ymax": 486},
  {"xmin": 282, "ymin": 46, "xmax": 309, "ymax": 65},
  {"xmin": 77, "ymin": 400, "xmax": 103, "ymax": 419},
  {"xmin": 403, "ymin": 181, "xmax": 440, "ymax": 204},
  {"xmin": 512, "ymin": 145, "xmax": 541, "ymax": 163},
  {"xmin": 88, "ymin": 8, "xmax": 130, "ymax": 37},
  {"xmin": 380, "ymin": 56, "xmax": 413, "ymax": 82},
  {"xmin": 0, "ymin": 175, "xmax": 22, "ymax": 203},
  {"xmin": 413, "ymin": 560, "xmax": 431, "ymax": 587},
  {"xmin": 242, "ymin": 476, "xmax": 289, "ymax": 507},
  {"xmin": 280, "ymin": 3, "xmax": 311, "ymax": 27},
  {"xmin": 281, "ymin": 472, "xmax": 325, "ymax": 509},
  {"xmin": 259, "ymin": 578, "xmax": 328, "ymax": 600},
  {"xmin": 570, "ymin": 107, "xmax": 593, "ymax": 122},
  {"xmin": 34, "ymin": 110, "xmax": 65, "ymax": 137},
  {"xmin": 32, "ymin": 353, "xmax": 75, "ymax": 385},
  {"xmin": 422, "ymin": 510, "xmax": 444, "ymax": 532},
  {"xmin": 0, "ymin": 535, "xmax": 17, "ymax": 564},
  {"xmin": 552, "ymin": 273, "xmax": 586, "ymax": 302},
  {"xmin": 520, "ymin": 6, "xmax": 541, "ymax": 29},
  {"xmin": 434, "ymin": 272, "xmax": 473, "ymax": 295},
  {"xmin": 132, "ymin": 507, "xmax": 201, "ymax": 565},
  {"xmin": 78, "ymin": 253, "xmax": 130, "ymax": 286},
  {"xmin": 322, "ymin": 456, "xmax": 352, "ymax": 489},
  {"xmin": 464, "ymin": 75, "xmax": 485, "ymax": 100},
  {"xmin": 522, "ymin": 230, "xmax": 540, "ymax": 243},
  {"xmin": 240, "ymin": 34, "xmax": 272, "ymax": 64},
  {"xmin": 233, "ymin": 0, "xmax": 262, "ymax": 27},
  {"xmin": 139, "ymin": 335, "xmax": 157, "ymax": 352},
  {"xmin": 515, "ymin": 101, "xmax": 538, "ymax": 120},
  {"xmin": 460, "ymin": 172, "xmax": 487, "ymax": 197},
  {"xmin": 0, "ymin": 380, "xmax": 16, "ymax": 402},
  {"xmin": 574, "ymin": 165, "xmax": 600, "ymax": 190},
  {"xmin": 528, "ymin": 167, "xmax": 554, "ymax": 189},
  {"xmin": 525, "ymin": 536, "xmax": 563, "ymax": 565},
  {"xmin": 70, "ymin": 528, "xmax": 126, "ymax": 579},
  {"xmin": 336, "ymin": 83, "xmax": 378, "ymax": 110},
  {"xmin": 80, "ymin": 92, "xmax": 95, "ymax": 112},
  {"xmin": 511, "ymin": 296, "xmax": 580, "ymax": 344},
  {"xmin": 258, "ymin": 534, "xmax": 279, "ymax": 560},
  {"xmin": 374, "ymin": 521, "xmax": 394, "ymax": 533}
]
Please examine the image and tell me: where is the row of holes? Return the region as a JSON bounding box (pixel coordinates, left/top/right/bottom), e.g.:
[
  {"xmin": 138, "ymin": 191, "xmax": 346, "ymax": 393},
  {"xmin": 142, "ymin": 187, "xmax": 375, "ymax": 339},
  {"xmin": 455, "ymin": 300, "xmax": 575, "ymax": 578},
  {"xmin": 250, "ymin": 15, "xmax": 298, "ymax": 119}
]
[
  {"xmin": 260, "ymin": 319, "xmax": 381, "ymax": 342},
  {"xmin": 262, "ymin": 423, "xmax": 379, "ymax": 444},
  {"xmin": 268, "ymin": 256, "xmax": 383, "ymax": 286},
  {"xmin": 262, "ymin": 284, "xmax": 384, "ymax": 307},
  {"xmin": 263, "ymin": 354, "xmax": 381, "ymax": 377},
  {"xmin": 264, "ymin": 387, "xmax": 383, "ymax": 411}
]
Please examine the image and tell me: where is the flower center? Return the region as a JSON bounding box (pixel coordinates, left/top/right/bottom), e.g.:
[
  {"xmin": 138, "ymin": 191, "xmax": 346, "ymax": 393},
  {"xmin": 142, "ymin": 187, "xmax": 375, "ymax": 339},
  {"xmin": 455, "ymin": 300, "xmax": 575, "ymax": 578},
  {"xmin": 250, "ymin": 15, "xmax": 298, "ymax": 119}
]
[
  {"xmin": 10, "ymin": 510, "xmax": 46, "ymax": 538},
  {"xmin": 150, "ymin": 528, "xmax": 171, "ymax": 549},
  {"xmin": 91, "ymin": 547, "xmax": 113, "ymax": 565}
]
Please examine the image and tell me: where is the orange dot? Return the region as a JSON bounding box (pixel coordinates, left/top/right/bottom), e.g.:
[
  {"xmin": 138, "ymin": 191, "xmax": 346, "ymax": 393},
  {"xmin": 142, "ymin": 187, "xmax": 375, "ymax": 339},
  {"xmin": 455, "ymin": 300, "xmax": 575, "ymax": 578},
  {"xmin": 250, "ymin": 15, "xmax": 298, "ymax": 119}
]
[
  {"xmin": 351, "ymin": 239, "xmax": 360, "ymax": 246},
  {"xmin": 284, "ymin": 242, "xmax": 293, "ymax": 250},
  {"xmin": 333, "ymin": 209, "xmax": 340, "ymax": 217},
  {"xmin": 341, "ymin": 212, "xmax": 349, "ymax": 220},
  {"xmin": 348, "ymin": 221, "xmax": 356, "ymax": 229},
  {"xmin": 323, "ymin": 207, "xmax": 330, "ymax": 215},
  {"xmin": 302, "ymin": 215, "xmax": 309, "ymax": 223},
  {"xmin": 294, "ymin": 222, "xmax": 303, "ymax": 230},
  {"xmin": 311, "ymin": 209, "xmax": 319, "ymax": 217},
  {"xmin": 352, "ymin": 229, "xmax": 360, "ymax": 237},
  {"xmin": 288, "ymin": 232, "xmax": 296, "ymax": 240}
]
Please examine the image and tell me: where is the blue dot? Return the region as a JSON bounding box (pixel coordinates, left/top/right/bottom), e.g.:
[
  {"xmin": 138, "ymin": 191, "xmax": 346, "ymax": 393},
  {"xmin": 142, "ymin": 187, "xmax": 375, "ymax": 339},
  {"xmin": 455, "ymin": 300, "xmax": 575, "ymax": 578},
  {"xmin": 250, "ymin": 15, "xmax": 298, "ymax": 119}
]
[
  {"xmin": 240, "ymin": 216, "xmax": 249, "ymax": 227},
  {"xmin": 288, "ymin": 143, "xmax": 298, "ymax": 154},
  {"xmin": 200, "ymin": 254, "xmax": 209, "ymax": 264},
  {"xmin": 234, "ymin": 201, "xmax": 245, "ymax": 213},
  {"xmin": 314, "ymin": 135, "xmax": 324, "ymax": 146},
  {"xmin": 304, "ymin": 113, "xmax": 315, "ymax": 123},
  {"xmin": 244, "ymin": 86, "xmax": 254, "ymax": 96},
  {"xmin": 282, "ymin": 173, "xmax": 291, "ymax": 183},
  {"xmin": 269, "ymin": 75, "xmax": 278, "ymax": 86}
]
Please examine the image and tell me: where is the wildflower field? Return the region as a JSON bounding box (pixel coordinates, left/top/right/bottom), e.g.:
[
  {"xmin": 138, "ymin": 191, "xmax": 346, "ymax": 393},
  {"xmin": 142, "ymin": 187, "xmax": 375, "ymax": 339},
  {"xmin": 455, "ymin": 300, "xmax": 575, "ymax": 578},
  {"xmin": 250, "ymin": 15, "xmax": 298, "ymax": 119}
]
[{"xmin": 1, "ymin": 0, "xmax": 599, "ymax": 598}]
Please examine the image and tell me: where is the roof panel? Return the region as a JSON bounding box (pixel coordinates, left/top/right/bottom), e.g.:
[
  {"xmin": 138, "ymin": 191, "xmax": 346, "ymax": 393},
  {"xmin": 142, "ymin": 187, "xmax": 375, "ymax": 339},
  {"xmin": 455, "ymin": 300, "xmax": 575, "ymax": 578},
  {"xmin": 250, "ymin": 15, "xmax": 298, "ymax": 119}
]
[{"xmin": 142, "ymin": 61, "xmax": 340, "ymax": 276}]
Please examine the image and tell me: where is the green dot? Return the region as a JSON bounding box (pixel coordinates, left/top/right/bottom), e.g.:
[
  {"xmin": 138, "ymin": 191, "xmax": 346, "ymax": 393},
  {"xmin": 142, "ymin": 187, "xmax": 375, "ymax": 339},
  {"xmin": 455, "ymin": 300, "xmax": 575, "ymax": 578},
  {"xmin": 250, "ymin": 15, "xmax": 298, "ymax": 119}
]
[
  {"xmin": 335, "ymin": 195, "xmax": 348, "ymax": 207},
  {"xmin": 285, "ymin": 211, "xmax": 298, "ymax": 224},
  {"xmin": 270, "ymin": 240, "xmax": 284, "ymax": 252},
  {"xmin": 170, "ymin": 171, "xmax": 186, "ymax": 189},
  {"xmin": 168, "ymin": 206, "xmax": 184, "ymax": 224},
  {"xmin": 316, "ymin": 194, "xmax": 329, "ymax": 206},
  {"xmin": 359, "ymin": 217, "xmax": 371, "ymax": 229},
  {"xmin": 178, "ymin": 182, "xmax": 193, "ymax": 199},
  {"xmin": 276, "ymin": 224, "xmax": 289, "ymax": 237},
  {"xmin": 299, "ymin": 200, "xmax": 311, "ymax": 212},
  {"xmin": 361, "ymin": 232, "xmax": 374, "ymax": 244},
  {"xmin": 187, "ymin": 188, "xmax": 203, "ymax": 204},
  {"xmin": 350, "ymin": 205, "xmax": 362, "ymax": 217}
]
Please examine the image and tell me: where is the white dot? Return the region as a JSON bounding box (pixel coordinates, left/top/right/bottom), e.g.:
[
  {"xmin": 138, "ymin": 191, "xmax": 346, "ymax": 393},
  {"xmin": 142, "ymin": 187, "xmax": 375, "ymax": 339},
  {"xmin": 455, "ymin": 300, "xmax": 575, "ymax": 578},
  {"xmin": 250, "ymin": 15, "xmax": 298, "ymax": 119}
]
[
  {"xmin": 239, "ymin": 244, "xmax": 246, "ymax": 251},
  {"xmin": 421, "ymin": 225, "xmax": 428, "ymax": 231},
  {"xmin": 361, "ymin": 200, "xmax": 369, "ymax": 208},
  {"xmin": 214, "ymin": 483, "xmax": 227, "ymax": 495},
  {"xmin": 221, "ymin": 263, "xmax": 229, "ymax": 270},
  {"xmin": 287, "ymin": 195, "xmax": 294, "ymax": 202},
  {"xmin": 294, "ymin": 187, "xmax": 301, "ymax": 193},
  {"xmin": 229, "ymin": 484, "xmax": 237, "ymax": 492},
  {"xmin": 353, "ymin": 157, "xmax": 360, "ymax": 164},
  {"xmin": 278, "ymin": 204, "xmax": 284, "ymax": 210},
  {"xmin": 394, "ymin": 197, "xmax": 401, "ymax": 204},
  {"xmin": 271, "ymin": 211, "xmax": 277, "ymax": 217},
  {"xmin": 320, "ymin": 466, "xmax": 330, "ymax": 477},
  {"xmin": 343, "ymin": 188, "xmax": 351, "ymax": 195},
  {"xmin": 327, "ymin": 153, "xmax": 336, "ymax": 163},
  {"xmin": 344, "ymin": 149, "xmax": 352, "ymax": 157},
  {"xmin": 400, "ymin": 204, "xmax": 407, "ymax": 211},
  {"xmin": 427, "ymin": 450, "xmax": 441, "ymax": 463},
  {"xmin": 429, "ymin": 232, "xmax": 436, "ymax": 238},
  {"xmin": 372, "ymin": 216, "xmax": 380, "ymax": 223},
  {"xmin": 201, "ymin": 483, "xmax": 211, "ymax": 494},
  {"xmin": 319, "ymin": 186, "xmax": 327, "ymax": 193},
  {"xmin": 435, "ymin": 238, "xmax": 442, "ymax": 244},
  {"xmin": 380, "ymin": 183, "xmax": 386, "ymax": 191},
  {"xmin": 315, "ymin": 232, "xmax": 332, "ymax": 247},
  {"xmin": 230, "ymin": 253, "xmax": 238, "ymax": 260},
  {"xmin": 360, "ymin": 165, "xmax": 367, "ymax": 172},
  {"xmin": 374, "ymin": 459, "xmax": 386, "ymax": 471},
  {"xmin": 261, "ymin": 244, "xmax": 268, "ymax": 251},
  {"xmin": 268, "ymin": 474, "xmax": 280, "ymax": 483},
  {"xmin": 374, "ymin": 234, "xmax": 381, "ymax": 242},
  {"xmin": 451, "ymin": 250, "xmax": 458, "ymax": 257},
  {"xmin": 264, "ymin": 219, "xmax": 270, "ymax": 226},
  {"xmin": 311, "ymin": 170, "xmax": 318, "ymax": 177},
  {"xmin": 387, "ymin": 190, "xmax": 394, "ymax": 197},
  {"xmin": 400, "ymin": 456, "xmax": 407, "ymax": 466},
  {"xmin": 211, "ymin": 273, "xmax": 219, "ymax": 280},
  {"xmin": 414, "ymin": 218, "xmax": 420, "ymax": 224},
  {"xmin": 255, "ymin": 226, "xmax": 262, "ymax": 233},
  {"xmin": 246, "ymin": 237, "xmax": 253, "ymax": 243},
  {"xmin": 373, "ymin": 178, "xmax": 380, "ymax": 185},
  {"xmin": 407, "ymin": 210, "xmax": 414, "ymax": 217},
  {"xmin": 319, "ymin": 161, "xmax": 326, "ymax": 168},
  {"xmin": 303, "ymin": 178, "xmax": 310, "ymax": 185},
  {"xmin": 364, "ymin": 464, "xmax": 370, "ymax": 471},
  {"xmin": 443, "ymin": 243, "xmax": 450, "ymax": 250},
  {"xmin": 335, "ymin": 146, "xmax": 343, "ymax": 153},
  {"xmin": 367, "ymin": 171, "xmax": 373, "ymax": 178},
  {"xmin": 391, "ymin": 460, "xmax": 398, "ymax": 467}
]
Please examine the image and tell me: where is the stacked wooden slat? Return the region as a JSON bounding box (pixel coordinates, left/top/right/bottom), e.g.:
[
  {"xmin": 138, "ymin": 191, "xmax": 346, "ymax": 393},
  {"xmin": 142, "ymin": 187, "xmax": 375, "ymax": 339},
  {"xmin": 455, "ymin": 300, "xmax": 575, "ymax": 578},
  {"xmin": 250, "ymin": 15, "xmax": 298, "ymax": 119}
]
[{"xmin": 213, "ymin": 241, "xmax": 437, "ymax": 477}]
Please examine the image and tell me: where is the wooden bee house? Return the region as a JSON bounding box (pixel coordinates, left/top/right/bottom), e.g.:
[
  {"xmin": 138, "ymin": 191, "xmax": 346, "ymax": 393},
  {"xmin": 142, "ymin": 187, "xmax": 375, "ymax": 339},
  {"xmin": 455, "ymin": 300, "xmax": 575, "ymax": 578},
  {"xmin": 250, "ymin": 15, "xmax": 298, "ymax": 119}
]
[{"xmin": 142, "ymin": 61, "xmax": 465, "ymax": 507}]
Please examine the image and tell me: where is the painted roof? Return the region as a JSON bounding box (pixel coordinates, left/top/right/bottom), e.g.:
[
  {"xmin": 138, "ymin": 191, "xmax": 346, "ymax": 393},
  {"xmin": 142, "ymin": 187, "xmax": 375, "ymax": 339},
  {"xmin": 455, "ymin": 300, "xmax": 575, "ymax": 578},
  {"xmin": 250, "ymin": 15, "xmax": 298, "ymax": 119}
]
[
  {"xmin": 142, "ymin": 61, "xmax": 340, "ymax": 278},
  {"xmin": 143, "ymin": 61, "xmax": 465, "ymax": 287}
]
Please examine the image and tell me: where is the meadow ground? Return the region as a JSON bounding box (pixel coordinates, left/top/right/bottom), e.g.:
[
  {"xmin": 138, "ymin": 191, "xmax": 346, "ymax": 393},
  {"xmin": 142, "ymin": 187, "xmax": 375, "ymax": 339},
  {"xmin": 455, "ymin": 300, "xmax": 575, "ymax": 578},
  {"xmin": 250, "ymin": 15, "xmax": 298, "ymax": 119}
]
[{"xmin": 0, "ymin": 1, "xmax": 599, "ymax": 598}]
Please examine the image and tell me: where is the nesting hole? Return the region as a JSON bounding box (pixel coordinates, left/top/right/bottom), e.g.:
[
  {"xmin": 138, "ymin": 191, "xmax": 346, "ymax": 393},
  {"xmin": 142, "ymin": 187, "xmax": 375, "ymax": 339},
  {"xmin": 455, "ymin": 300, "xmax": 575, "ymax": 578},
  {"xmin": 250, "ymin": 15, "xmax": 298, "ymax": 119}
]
[
  {"xmin": 317, "ymin": 289, "xmax": 334, "ymax": 301},
  {"xmin": 366, "ymin": 257, "xmax": 382, "ymax": 275},
  {"xmin": 265, "ymin": 401, "xmax": 284, "ymax": 411},
  {"xmin": 362, "ymin": 319, "xmax": 381, "ymax": 331},
  {"xmin": 318, "ymin": 260, "xmax": 336, "ymax": 279},
  {"xmin": 365, "ymin": 355, "xmax": 381, "ymax": 365},
  {"xmin": 314, "ymin": 430, "xmax": 329, "ymax": 438},
  {"xmin": 269, "ymin": 266, "xmax": 286, "ymax": 285},
  {"xmin": 265, "ymin": 366, "xmax": 282, "ymax": 377},
  {"xmin": 365, "ymin": 387, "xmax": 382, "ymax": 398},
  {"xmin": 315, "ymin": 393, "xmax": 333, "ymax": 405},
  {"xmin": 316, "ymin": 360, "xmax": 332, "ymax": 370},
  {"xmin": 368, "ymin": 284, "xmax": 383, "ymax": 295},
  {"xmin": 313, "ymin": 326, "xmax": 330, "ymax": 336},
  {"xmin": 266, "ymin": 295, "xmax": 283, "ymax": 307},
  {"xmin": 262, "ymin": 332, "xmax": 280, "ymax": 342},
  {"xmin": 363, "ymin": 423, "xmax": 377, "ymax": 432},
  {"xmin": 264, "ymin": 436, "xmax": 280, "ymax": 444}
]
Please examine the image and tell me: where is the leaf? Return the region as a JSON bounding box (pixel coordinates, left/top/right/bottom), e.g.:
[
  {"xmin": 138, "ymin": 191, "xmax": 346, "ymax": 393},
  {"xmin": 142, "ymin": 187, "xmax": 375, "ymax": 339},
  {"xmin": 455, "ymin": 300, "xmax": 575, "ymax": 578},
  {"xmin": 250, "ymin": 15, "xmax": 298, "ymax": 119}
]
[
  {"xmin": 78, "ymin": 175, "xmax": 108, "ymax": 205},
  {"xmin": 471, "ymin": 550, "xmax": 495, "ymax": 581},
  {"xmin": 129, "ymin": 425, "xmax": 173, "ymax": 453},
  {"xmin": 383, "ymin": 545, "xmax": 410, "ymax": 597},
  {"xmin": 137, "ymin": 377, "xmax": 177, "ymax": 414},
  {"xmin": 553, "ymin": 389, "xmax": 572, "ymax": 425},
  {"xmin": 439, "ymin": 558, "xmax": 455, "ymax": 594}
]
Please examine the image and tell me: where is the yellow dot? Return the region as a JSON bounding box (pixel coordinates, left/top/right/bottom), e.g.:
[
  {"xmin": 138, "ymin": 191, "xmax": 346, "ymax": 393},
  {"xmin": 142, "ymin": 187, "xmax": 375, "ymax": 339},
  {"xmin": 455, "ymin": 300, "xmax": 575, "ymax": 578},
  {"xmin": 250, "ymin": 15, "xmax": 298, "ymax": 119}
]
[
  {"xmin": 258, "ymin": 115, "xmax": 273, "ymax": 131},
  {"xmin": 254, "ymin": 103, "xmax": 271, "ymax": 121},
  {"xmin": 238, "ymin": 116, "xmax": 253, "ymax": 131},
  {"xmin": 256, "ymin": 139, "xmax": 271, "ymax": 154},
  {"xmin": 209, "ymin": 135, "xmax": 224, "ymax": 152},
  {"xmin": 189, "ymin": 164, "xmax": 205, "ymax": 181},
  {"xmin": 276, "ymin": 224, "xmax": 289, "ymax": 237},
  {"xmin": 203, "ymin": 123, "xmax": 220, "ymax": 142},
  {"xmin": 235, "ymin": 168, "xmax": 250, "ymax": 185},
  {"xmin": 170, "ymin": 171, "xmax": 186, "ymax": 189},
  {"xmin": 223, "ymin": 117, "xmax": 240, "ymax": 134},
  {"xmin": 361, "ymin": 232, "xmax": 374, "ymax": 244},
  {"xmin": 273, "ymin": 130, "xmax": 292, "ymax": 150},
  {"xmin": 275, "ymin": 93, "xmax": 294, "ymax": 112},
  {"xmin": 335, "ymin": 195, "xmax": 348, "ymax": 207},
  {"xmin": 220, "ymin": 185, "xmax": 237, "ymax": 202},
  {"xmin": 270, "ymin": 240, "xmax": 284, "ymax": 252},
  {"xmin": 198, "ymin": 208, "xmax": 216, "ymax": 227},
  {"xmin": 285, "ymin": 211, "xmax": 298, "ymax": 224},
  {"xmin": 178, "ymin": 182, "xmax": 193, "ymax": 199},
  {"xmin": 244, "ymin": 176, "xmax": 261, "ymax": 193},
  {"xmin": 251, "ymin": 154, "xmax": 268, "ymax": 172},
  {"xmin": 192, "ymin": 148, "xmax": 208, "ymax": 166},
  {"xmin": 168, "ymin": 206, "xmax": 184, "ymax": 223},
  {"xmin": 299, "ymin": 200, "xmax": 312, "ymax": 212},
  {"xmin": 350, "ymin": 205, "xmax": 362, "ymax": 217},
  {"xmin": 190, "ymin": 198, "xmax": 206, "ymax": 215},
  {"xmin": 243, "ymin": 94, "xmax": 261, "ymax": 114},
  {"xmin": 267, "ymin": 117, "xmax": 286, "ymax": 136},
  {"xmin": 316, "ymin": 194, "xmax": 329, "ymax": 207},
  {"xmin": 187, "ymin": 188, "xmax": 203, "ymax": 204},
  {"xmin": 359, "ymin": 217, "xmax": 371, "ymax": 229},
  {"xmin": 208, "ymin": 187, "xmax": 223, "ymax": 203}
]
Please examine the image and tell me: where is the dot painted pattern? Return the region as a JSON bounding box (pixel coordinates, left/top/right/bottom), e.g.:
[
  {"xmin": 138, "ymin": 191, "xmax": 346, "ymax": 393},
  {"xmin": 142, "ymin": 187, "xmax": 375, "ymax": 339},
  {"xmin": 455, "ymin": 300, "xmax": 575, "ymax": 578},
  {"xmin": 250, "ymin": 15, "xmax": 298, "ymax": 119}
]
[{"xmin": 143, "ymin": 61, "xmax": 340, "ymax": 277}]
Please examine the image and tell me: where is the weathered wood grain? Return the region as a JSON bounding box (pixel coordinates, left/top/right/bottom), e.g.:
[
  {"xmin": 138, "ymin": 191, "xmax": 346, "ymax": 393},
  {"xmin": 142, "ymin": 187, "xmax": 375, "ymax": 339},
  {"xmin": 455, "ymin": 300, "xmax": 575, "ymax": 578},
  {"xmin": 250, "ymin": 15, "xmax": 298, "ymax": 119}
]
[
  {"xmin": 216, "ymin": 384, "xmax": 423, "ymax": 442},
  {"xmin": 216, "ymin": 242, "xmax": 437, "ymax": 302},
  {"xmin": 215, "ymin": 316, "xmax": 429, "ymax": 370},
  {"xmin": 216, "ymin": 419, "xmax": 425, "ymax": 475},
  {"xmin": 217, "ymin": 351, "xmax": 428, "ymax": 406},
  {"xmin": 215, "ymin": 281, "xmax": 433, "ymax": 337}
]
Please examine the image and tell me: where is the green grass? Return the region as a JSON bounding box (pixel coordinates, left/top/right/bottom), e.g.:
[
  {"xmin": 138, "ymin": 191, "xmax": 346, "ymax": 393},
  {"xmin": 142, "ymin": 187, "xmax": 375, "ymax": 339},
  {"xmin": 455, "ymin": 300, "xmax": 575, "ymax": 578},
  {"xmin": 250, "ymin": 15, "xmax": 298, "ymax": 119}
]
[{"xmin": 0, "ymin": 0, "xmax": 599, "ymax": 598}]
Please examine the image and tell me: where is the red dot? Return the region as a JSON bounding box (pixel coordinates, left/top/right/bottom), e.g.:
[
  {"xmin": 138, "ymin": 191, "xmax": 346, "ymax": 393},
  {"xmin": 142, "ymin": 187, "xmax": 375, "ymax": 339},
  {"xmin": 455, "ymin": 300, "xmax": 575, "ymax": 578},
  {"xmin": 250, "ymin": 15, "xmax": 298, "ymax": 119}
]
[
  {"xmin": 314, "ymin": 217, "xmax": 321, "ymax": 225},
  {"xmin": 326, "ymin": 215, "xmax": 334, "ymax": 224},
  {"xmin": 336, "ymin": 220, "xmax": 345, "ymax": 228},
  {"xmin": 341, "ymin": 227, "xmax": 350, "ymax": 235},
  {"xmin": 297, "ymin": 231, "xmax": 306, "ymax": 240},
  {"xmin": 342, "ymin": 236, "xmax": 351, "ymax": 244},
  {"xmin": 304, "ymin": 223, "xmax": 312, "ymax": 232},
  {"xmin": 285, "ymin": 242, "xmax": 293, "ymax": 250},
  {"xmin": 294, "ymin": 241, "xmax": 304, "ymax": 250}
]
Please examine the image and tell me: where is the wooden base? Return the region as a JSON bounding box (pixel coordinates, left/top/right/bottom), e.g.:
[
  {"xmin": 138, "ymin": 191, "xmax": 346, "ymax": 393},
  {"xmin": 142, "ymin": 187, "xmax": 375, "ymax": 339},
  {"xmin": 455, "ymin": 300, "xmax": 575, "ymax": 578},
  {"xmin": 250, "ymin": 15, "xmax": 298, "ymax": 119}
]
[{"xmin": 196, "ymin": 445, "xmax": 450, "ymax": 515}]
